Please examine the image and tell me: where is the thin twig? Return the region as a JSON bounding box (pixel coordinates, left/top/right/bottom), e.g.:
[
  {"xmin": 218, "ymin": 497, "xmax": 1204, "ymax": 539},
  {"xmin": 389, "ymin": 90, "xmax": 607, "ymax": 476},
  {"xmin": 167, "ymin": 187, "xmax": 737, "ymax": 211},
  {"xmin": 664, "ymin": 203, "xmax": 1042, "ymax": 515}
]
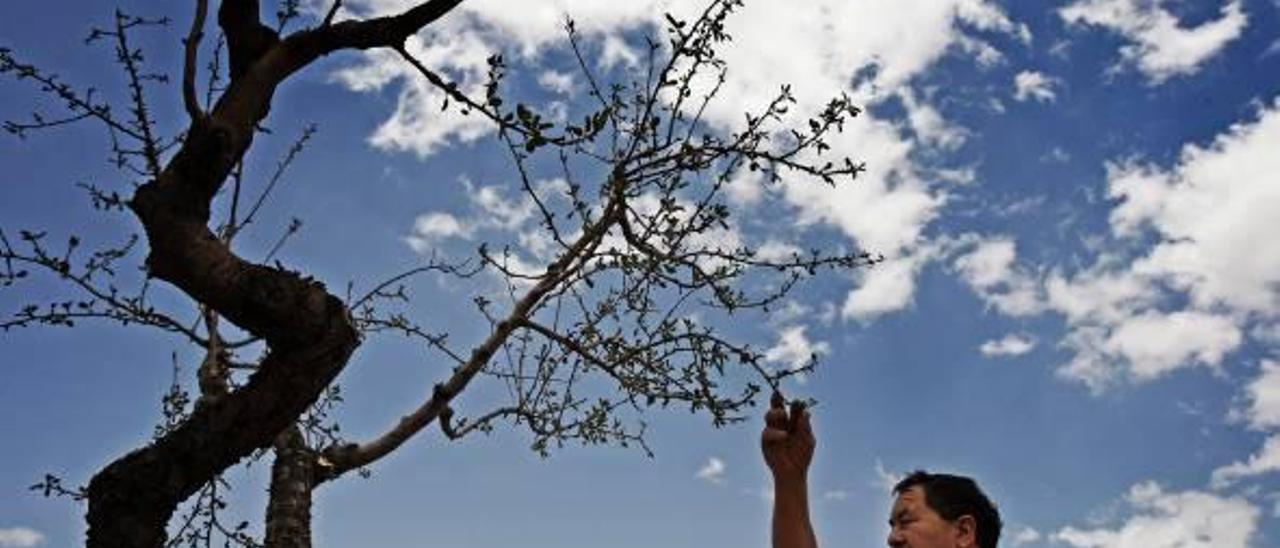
[
  {"xmin": 111, "ymin": 10, "xmax": 164, "ymax": 177},
  {"xmin": 183, "ymin": 0, "xmax": 209, "ymax": 120},
  {"xmin": 233, "ymin": 125, "xmax": 315, "ymax": 236},
  {"xmin": 323, "ymin": 0, "xmax": 343, "ymax": 26}
]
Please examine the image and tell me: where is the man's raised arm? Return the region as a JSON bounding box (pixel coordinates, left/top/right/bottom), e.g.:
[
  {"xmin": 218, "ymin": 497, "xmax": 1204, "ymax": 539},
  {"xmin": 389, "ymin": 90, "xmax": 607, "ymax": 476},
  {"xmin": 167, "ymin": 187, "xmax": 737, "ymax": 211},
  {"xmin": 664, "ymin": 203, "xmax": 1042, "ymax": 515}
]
[{"xmin": 761, "ymin": 393, "xmax": 818, "ymax": 548}]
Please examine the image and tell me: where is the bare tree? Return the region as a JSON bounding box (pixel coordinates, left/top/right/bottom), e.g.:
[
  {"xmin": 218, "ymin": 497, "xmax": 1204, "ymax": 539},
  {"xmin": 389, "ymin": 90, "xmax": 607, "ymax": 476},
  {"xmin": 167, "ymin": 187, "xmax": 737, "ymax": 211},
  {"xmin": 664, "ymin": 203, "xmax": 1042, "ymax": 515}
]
[{"xmin": 1, "ymin": 0, "xmax": 875, "ymax": 546}]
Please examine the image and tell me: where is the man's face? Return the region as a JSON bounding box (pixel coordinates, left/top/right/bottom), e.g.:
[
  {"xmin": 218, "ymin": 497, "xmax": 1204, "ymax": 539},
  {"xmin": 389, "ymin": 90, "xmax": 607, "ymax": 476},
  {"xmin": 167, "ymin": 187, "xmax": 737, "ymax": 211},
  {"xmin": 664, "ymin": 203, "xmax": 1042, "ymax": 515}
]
[{"xmin": 886, "ymin": 486, "xmax": 975, "ymax": 548}]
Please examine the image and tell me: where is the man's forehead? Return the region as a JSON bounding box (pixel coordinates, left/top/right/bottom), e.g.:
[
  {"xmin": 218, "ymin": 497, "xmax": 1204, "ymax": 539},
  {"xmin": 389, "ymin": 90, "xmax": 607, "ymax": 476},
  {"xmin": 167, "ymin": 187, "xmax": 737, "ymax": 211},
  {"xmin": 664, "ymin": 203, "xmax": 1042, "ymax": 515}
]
[{"xmin": 891, "ymin": 485, "xmax": 925, "ymax": 513}]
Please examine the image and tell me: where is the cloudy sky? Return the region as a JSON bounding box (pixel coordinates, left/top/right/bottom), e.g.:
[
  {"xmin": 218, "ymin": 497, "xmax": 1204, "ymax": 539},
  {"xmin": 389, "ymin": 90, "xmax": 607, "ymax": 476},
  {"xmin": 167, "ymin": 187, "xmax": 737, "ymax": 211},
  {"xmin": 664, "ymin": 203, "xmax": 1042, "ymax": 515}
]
[{"xmin": 2, "ymin": 0, "xmax": 1280, "ymax": 546}]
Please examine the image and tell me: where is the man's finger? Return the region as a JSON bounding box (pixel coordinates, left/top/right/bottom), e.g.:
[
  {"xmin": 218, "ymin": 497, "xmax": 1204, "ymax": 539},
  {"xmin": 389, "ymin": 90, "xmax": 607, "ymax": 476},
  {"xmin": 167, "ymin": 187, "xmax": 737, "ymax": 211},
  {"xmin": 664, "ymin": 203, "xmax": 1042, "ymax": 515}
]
[
  {"xmin": 765, "ymin": 406, "xmax": 789, "ymax": 430},
  {"xmin": 788, "ymin": 400, "xmax": 806, "ymax": 432},
  {"xmin": 793, "ymin": 404, "xmax": 814, "ymax": 440},
  {"xmin": 770, "ymin": 391, "xmax": 785, "ymax": 410},
  {"xmin": 761, "ymin": 427, "xmax": 789, "ymax": 445}
]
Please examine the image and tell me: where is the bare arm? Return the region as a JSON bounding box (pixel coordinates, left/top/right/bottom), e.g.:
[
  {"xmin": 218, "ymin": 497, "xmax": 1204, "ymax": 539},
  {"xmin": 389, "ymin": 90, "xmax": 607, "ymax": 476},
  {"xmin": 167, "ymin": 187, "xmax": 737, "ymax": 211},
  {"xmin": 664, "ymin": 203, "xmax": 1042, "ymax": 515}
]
[{"xmin": 762, "ymin": 393, "xmax": 818, "ymax": 548}]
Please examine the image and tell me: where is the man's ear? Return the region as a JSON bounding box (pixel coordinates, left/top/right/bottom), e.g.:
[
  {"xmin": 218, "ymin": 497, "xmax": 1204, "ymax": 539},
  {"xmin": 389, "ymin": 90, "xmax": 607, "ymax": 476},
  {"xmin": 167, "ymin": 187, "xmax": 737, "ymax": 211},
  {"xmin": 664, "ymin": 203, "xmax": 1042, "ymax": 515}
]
[{"xmin": 954, "ymin": 515, "xmax": 977, "ymax": 548}]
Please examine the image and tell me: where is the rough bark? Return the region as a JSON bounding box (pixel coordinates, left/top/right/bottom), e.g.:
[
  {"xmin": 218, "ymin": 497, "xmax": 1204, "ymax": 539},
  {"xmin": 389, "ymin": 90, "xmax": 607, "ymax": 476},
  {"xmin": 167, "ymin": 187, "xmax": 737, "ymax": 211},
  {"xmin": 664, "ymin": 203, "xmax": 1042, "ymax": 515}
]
[{"xmin": 264, "ymin": 427, "xmax": 316, "ymax": 548}]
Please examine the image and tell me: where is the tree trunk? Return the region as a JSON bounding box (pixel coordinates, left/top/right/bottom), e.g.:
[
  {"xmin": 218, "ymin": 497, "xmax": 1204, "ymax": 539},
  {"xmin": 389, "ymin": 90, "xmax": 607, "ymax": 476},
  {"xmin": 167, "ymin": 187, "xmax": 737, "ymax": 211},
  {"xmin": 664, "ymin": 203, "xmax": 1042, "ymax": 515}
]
[
  {"xmin": 265, "ymin": 427, "xmax": 316, "ymax": 548},
  {"xmin": 80, "ymin": 1, "xmax": 464, "ymax": 543},
  {"xmin": 85, "ymin": 118, "xmax": 361, "ymax": 547}
]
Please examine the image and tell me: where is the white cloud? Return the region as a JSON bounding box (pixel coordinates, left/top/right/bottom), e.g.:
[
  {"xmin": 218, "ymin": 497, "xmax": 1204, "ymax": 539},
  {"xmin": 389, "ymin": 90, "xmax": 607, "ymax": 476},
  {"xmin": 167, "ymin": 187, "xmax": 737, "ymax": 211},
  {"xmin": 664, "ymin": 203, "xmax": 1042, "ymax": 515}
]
[
  {"xmin": 1051, "ymin": 306, "xmax": 1242, "ymax": 391},
  {"xmin": 955, "ymin": 238, "xmax": 1017, "ymax": 289},
  {"xmin": 1052, "ymin": 482, "xmax": 1259, "ymax": 548},
  {"xmin": 1110, "ymin": 101, "xmax": 1280, "ymax": 314},
  {"xmin": 754, "ymin": 240, "xmax": 803, "ymax": 264},
  {"xmin": 1013, "ymin": 70, "xmax": 1059, "ymax": 103},
  {"xmin": 1059, "ymin": 0, "xmax": 1248, "ymax": 83},
  {"xmin": 822, "ymin": 489, "xmax": 850, "ymax": 501},
  {"xmin": 873, "ymin": 460, "xmax": 905, "ymax": 493},
  {"xmin": 952, "ymin": 237, "xmax": 1043, "ymax": 317},
  {"xmin": 1101, "ymin": 311, "xmax": 1241, "ymax": 381},
  {"xmin": 842, "ymin": 251, "xmax": 932, "ymax": 321},
  {"xmin": 1056, "ymin": 326, "xmax": 1120, "ymax": 390},
  {"xmin": 767, "ymin": 300, "xmax": 813, "ymax": 326},
  {"xmin": 1043, "ymin": 265, "xmax": 1156, "ymax": 326},
  {"xmin": 952, "ymin": 98, "xmax": 1280, "ymax": 391},
  {"xmin": 979, "ymin": 333, "xmax": 1037, "ymax": 357},
  {"xmin": 597, "ymin": 33, "xmax": 640, "ymax": 68},
  {"xmin": 404, "ymin": 212, "xmax": 472, "ymax": 252},
  {"xmin": 959, "ymin": 247, "xmax": 1242, "ymax": 390},
  {"xmin": 1049, "ymin": 39, "xmax": 1072, "ymax": 60},
  {"xmin": 536, "ymin": 70, "xmax": 574, "ymax": 94},
  {"xmin": 1008, "ymin": 525, "xmax": 1042, "ymax": 546},
  {"xmin": 956, "ymin": 35, "xmax": 1006, "ymax": 68},
  {"xmin": 1043, "ymin": 146, "xmax": 1072, "ymax": 163},
  {"xmin": 1211, "ymin": 434, "xmax": 1280, "ymax": 489},
  {"xmin": 405, "ymin": 178, "xmax": 569, "ymax": 257},
  {"xmin": 470, "ymin": 182, "xmax": 537, "ymax": 230},
  {"xmin": 695, "ymin": 457, "xmax": 726, "ymax": 484},
  {"xmin": 988, "ymin": 96, "xmax": 1007, "ymax": 114},
  {"xmin": 724, "ymin": 170, "xmax": 766, "ymax": 207},
  {"xmin": 955, "ymin": 0, "xmax": 1033, "ymax": 44},
  {"xmin": 993, "ymin": 196, "xmax": 1046, "ymax": 217},
  {"xmin": 933, "ymin": 167, "xmax": 978, "ymax": 186},
  {"xmin": 1105, "ymin": 161, "xmax": 1172, "ymax": 237},
  {"xmin": 1265, "ymin": 38, "xmax": 1280, "ymax": 58},
  {"xmin": 764, "ymin": 326, "xmax": 831, "ymax": 382},
  {"xmin": 1253, "ymin": 324, "xmax": 1280, "ymax": 346},
  {"xmin": 0, "ymin": 528, "xmax": 44, "ymax": 548},
  {"xmin": 331, "ymin": 34, "xmax": 496, "ymax": 157},
  {"xmin": 1238, "ymin": 361, "xmax": 1280, "ymax": 431},
  {"xmin": 781, "ymin": 121, "xmax": 940, "ymax": 264},
  {"xmin": 900, "ymin": 88, "xmax": 968, "ymax": 150}
]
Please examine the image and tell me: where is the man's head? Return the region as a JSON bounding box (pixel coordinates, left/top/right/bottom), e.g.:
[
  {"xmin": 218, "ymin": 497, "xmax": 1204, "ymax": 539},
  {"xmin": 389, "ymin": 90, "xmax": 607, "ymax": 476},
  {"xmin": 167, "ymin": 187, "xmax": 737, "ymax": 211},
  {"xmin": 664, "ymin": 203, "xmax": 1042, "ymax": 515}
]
[{"xmin": 887, "ymin": 471, "xmax": 1002, "ymax": 548}]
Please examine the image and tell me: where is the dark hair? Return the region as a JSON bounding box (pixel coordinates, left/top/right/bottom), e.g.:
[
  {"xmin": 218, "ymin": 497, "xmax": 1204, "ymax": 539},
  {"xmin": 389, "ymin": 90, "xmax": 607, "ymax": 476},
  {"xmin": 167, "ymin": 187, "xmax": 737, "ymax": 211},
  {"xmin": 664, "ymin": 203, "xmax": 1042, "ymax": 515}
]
[{"xmin": 893, "ymin": 470, "xmax": 1002, "ymax": 548}]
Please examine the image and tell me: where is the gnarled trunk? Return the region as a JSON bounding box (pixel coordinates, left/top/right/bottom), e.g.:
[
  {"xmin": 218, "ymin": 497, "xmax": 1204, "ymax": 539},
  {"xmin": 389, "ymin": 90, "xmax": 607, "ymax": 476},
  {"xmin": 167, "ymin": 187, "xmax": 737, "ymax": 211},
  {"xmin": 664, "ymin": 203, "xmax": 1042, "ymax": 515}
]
[
  {"xmin": 80, "ymin": 1, "xmax": 465, "ymax": 544},
  {"xmin": 85, "ymin": 62, "xmax": 360, "ymax": 548}
]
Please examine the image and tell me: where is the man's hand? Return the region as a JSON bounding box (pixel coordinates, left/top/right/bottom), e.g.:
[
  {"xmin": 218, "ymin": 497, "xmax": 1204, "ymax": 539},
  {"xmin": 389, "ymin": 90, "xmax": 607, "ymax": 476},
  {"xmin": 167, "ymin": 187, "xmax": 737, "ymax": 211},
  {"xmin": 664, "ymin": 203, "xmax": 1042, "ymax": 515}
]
[
  {"xmin": 761, "ymin": 392, "xmax": 815, "ymax": 482},
  {"xmin": 763, "ymin": 391, "xmax": 818, "ymax": 548}
]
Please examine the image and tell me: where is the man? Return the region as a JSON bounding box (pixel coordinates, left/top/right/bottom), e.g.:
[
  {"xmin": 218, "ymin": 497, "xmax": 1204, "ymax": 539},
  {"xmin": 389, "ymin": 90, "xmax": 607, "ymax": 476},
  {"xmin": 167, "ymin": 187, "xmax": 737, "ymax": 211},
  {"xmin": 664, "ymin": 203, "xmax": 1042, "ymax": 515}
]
[
  {"xmin": 885, "ymin": 471, "xmax": 1003, "ymax": 548},
  {"xmin": 761, "ymin": 394, "xmax": 1003, "ymax": 548}
]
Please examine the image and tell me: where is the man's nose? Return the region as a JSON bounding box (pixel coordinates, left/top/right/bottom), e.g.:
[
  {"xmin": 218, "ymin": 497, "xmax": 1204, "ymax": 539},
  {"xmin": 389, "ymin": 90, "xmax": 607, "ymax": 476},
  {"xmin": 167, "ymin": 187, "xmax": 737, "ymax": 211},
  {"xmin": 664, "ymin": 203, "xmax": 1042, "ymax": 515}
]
[{"xmin": 886, "ymin": 529, "xmax": 905, "ymax": 547}]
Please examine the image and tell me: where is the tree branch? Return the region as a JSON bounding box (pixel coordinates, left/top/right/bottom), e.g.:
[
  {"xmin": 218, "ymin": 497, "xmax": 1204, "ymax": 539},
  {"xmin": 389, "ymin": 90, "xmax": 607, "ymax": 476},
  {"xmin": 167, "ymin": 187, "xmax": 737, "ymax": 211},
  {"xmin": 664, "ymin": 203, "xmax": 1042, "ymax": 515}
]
[
  {"xmin": 317, "ymin": 196, "xmax": 623, "ymax": 482},
  {"xmin": 0, "ymin": 48, "xmax": 145, "ymax": 141},
  {"xmin": 109, "ymin": 10, "xmax": 165, "ymax": 178},
  {"xmin": 183, "ymin": 0, "xmax": 209, "ymax": 120},
  {"xmin": 322, "ymin": 0, "xmax": 343, "ymax": 26}
]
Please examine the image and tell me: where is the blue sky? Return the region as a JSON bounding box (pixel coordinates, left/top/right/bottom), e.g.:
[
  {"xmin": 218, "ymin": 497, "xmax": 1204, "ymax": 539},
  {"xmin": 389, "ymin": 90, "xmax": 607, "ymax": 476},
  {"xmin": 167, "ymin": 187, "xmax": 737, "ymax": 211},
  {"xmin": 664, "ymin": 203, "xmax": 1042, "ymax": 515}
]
[{"xmin": 3, "ymin": 0, "xmax": 1280, "ymax": 546}]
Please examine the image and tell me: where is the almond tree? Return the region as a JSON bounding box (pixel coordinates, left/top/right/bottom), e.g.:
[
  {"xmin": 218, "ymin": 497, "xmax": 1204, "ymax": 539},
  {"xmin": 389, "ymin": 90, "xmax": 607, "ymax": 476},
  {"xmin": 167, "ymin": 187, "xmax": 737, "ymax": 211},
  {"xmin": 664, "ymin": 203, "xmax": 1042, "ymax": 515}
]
[{"xmin": 1, "ymin": 0, "xmax": 874, "ymax": 546}]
